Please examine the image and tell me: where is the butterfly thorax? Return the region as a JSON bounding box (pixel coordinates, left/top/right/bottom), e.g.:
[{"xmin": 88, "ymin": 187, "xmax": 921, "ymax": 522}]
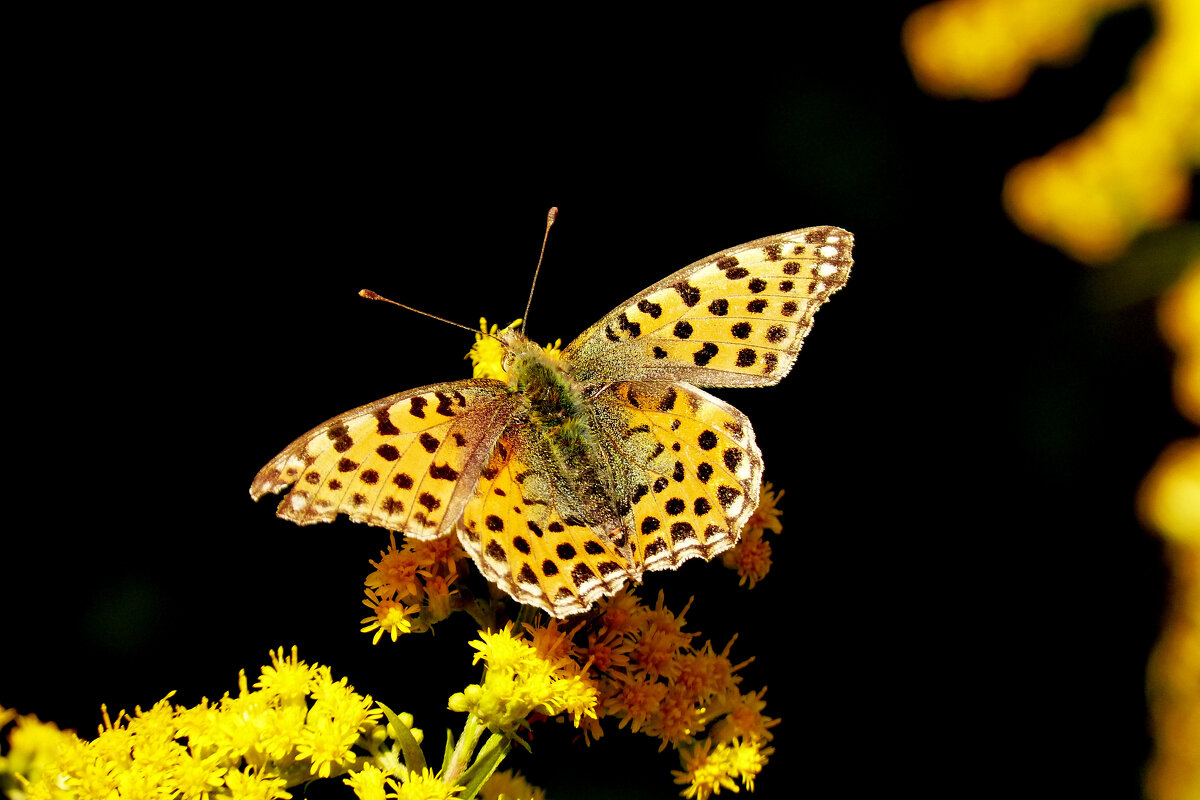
[{"xmin": 500, "ymin": 330, "xmax": 619, "ymax": 534}]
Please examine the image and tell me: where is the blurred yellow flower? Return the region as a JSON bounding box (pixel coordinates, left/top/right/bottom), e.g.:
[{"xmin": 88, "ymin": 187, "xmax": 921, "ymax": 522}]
[
  {"xmin": 905, "ymin": 0, "xmax": 1199, "ymax": 263},
  {"xmin": 1139, "ymin": 259, "xmax": 1200, "ymax": 800}
]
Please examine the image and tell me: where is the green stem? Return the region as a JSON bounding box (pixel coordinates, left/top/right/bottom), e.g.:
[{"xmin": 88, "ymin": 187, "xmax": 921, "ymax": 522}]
[{"xmin": 443, "ymin": 713, "xmax": 487, "ymax": 785}]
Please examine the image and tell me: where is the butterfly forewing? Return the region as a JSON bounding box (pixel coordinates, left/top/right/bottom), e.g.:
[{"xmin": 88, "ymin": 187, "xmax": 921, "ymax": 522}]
[
  {"xmin": 250, "ymin": 380, "xmax": 515, "ymax": 539},
  {"xmin": 562, "ymin": 226, "xmax": 853, "ymax": 388}
]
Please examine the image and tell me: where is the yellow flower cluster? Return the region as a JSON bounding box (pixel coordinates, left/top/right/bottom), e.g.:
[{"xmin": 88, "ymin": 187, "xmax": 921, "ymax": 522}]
[
  {"xmin": 0, "ymin": 647, "xmax": 386, "ymax": 799},
  {"xmin": 672, "ymin": 737, "xmax": 775, "ymax": 800},
  {"xmin": 905, "ymin": 0, "xmax": 1200, "ymax": 263},
  {"xmin": 561, "ymin": 591, "xmax": 777, "ymax": 797},
  {"xmin": 1139, "ymin": 260, "xmax": 1200, "ymax": 800},
  {"xmin": 362, "ymin": 532, "xmax": 472, "ymax": 642},
  {"xmin": 448, "ymin": 624, "xmax": 598, "ymax": 735},
  {"xmin": 904, "ymin": 0, "xmax": 1138, "ymax": 98}
]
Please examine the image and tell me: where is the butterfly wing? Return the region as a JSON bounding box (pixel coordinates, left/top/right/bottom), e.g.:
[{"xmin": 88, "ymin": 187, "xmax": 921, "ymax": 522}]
[
  {"xmin": 250, "ymin": 380, "xmax": 517, "ymax": 540},
  {"xmin": 561, "ymin": 226, "xmax": 853, "ymax": 387},
  {"xmin": 588, "ymin": 381, "xmax": 763, "ymax": 574},
  {"xmin": 457, "ymin": 424, "xmax": 635, "ymax": 618}
]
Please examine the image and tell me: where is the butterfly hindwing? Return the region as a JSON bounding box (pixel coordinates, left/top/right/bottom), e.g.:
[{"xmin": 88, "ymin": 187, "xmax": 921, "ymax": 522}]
[
  {"xmin": 250, "ymin": 380, "xmax": 516, "ymax": 539},
  {"xmin": 458, "ymin": 426, "xmax": 634, "ymax": 617},
  {"xmin": 562, "ymin": 226, "xmax": 853, "ymax": 388},
  {"xmin": 589, "ymin": 382, "xmax": 763, "ymax": 573}
]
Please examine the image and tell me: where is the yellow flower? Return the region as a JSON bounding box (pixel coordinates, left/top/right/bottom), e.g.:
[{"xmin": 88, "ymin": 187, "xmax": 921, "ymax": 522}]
[
  {"xmin": 479, "ymin": 767, "xmax": 547, "ymax": 800},
  {"xmin": 905, "ymin": 0, "xmax": 1200, "ymax": 263},
  {"xmin": 597, "ymin": 588, "xmax": 643, "ymax": 637},
  {"xmin": 580, "ymin": 628, "xmax": 634, "ymax": 674},
  {"xmin": 409, "ymin": 534, "xmax": 469, "ymax": 571},
  {"xmin": 393, "ymin": 767, "xmax": 460, "ymax": 800},
  {"xmin": 1141, "ymin": 260, "xmax": 1200, "ymax": 799},
  {"xmin": 1159, "ymin": 261, "xmax": 1200, "ymax": 424},
  {"xmin": 223, "ymin": 765, "xmax": 293, "ymax": 799},
  {"xmin": 606, "ymin": 673, "xmax": 668, "ymax": 734},
  {"xmin": 361, "ymin": 589, "xmax": 420, "ymax": 643},
  {"xmin": 643, "ymin": 683, "xmax": 703, "ymax": 752},
  {"xmin": 630, "ymin": 592, "xmax": 695, "ymax": 679},
  {"xmin": 466, "ymin": 317, "xmax": 562, "ymax": 380},
  {"xmin": 423, "ymin": 571, "xmax": 460, "ymax": 624},
  {"xmin": 255, "ymin": 646, "xmax": 317, "ymax": 703},
  {"xmin": 708, "ymin": 687, "xmax": 780, "ymax": 745},
  {"xmin": 745, "ymin": 482, "xmax": 784, "ymax": 535},
  {"xmin": 672, "ymin": 738, "xmax": 737, "ymax": 800},
  {"xmin": 451, "ymin": 624, "xmax": 598, "ymax": 733},
  {"xmin": 672, "ymin": 737, "xmax": 774, "ymax": 800},
  {"xmin": 467, "ymin": 318, "xmax": 523, "ymax": 380},
  {"xmin": 366, "ymin": 537, "xmax": 426, "ymax": 602},
  {"xmin": 2, "ymin": 649, "xmax": 391, "ymax": 798},
  {"xmin": 0, "ymin": 709, "xmax": 83, "ymax": 794},
  {"xmin": 722, "ymin": 527, "xmax": 772, "ymax": 589},
  {"xmin": 343, "ymin": 761, "xmax": 393, "ymax": 800},
  {"xmin": 521, "ymin": 619, "xmax": 578, "ymax": 669}
]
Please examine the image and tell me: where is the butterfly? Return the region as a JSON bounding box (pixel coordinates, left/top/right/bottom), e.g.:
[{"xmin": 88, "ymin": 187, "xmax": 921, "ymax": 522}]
[{"xmin": 250, "ymin": 225, "xmax": 853, "ymax": 617}]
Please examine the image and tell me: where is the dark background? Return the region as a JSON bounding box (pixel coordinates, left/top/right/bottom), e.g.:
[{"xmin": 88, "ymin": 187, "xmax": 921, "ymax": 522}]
[{"xmin": 8, "ymin": 4, "xmax": 1193, "ymax": 798}]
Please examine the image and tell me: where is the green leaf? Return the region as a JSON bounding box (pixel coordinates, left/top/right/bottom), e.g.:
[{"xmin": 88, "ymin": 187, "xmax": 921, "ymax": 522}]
[
  {"xmin": 377, "ymin": 702, "xmax": 426, "ymax": 775},
  {"xmin": 442, "ymin": 728, "xmax": 455, "ymax": 775},
  {"xmin": 457, "ymin": 733, "xmax": 510, "ymax": 800}
]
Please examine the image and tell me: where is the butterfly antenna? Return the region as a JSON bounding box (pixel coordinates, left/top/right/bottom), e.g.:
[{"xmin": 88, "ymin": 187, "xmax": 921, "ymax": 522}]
[
  {"xmin": 520, "ymin": 207, "xmax": 557, "ymax": 337},
  {"xmin": 358, "ymin": 290, "xmax": 498, "ymax": 341}
]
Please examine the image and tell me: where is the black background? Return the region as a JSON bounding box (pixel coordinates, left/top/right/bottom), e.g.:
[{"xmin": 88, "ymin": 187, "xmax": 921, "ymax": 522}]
[{"xmin": 7, "ymin": 5, "xmax": 1193, "ymax": 798}]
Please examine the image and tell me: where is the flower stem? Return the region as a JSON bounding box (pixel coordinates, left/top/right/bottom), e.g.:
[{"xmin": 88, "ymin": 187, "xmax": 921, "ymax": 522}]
[{"xmin": 444, "ymin": 713, "xmax": 486, "ymax": 785}]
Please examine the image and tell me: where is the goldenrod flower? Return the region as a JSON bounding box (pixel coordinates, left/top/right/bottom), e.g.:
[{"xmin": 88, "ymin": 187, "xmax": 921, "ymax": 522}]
[
  {"xmin": 580, "ymin": 628, "xmax": 634, "ymax": 674},
  {"xmin": 745, "ymin": 483, "xmax": 784, "ymax": 535},
  {"xmin": 596, "ymin": 588, "xmax": 643, "ymax": 637},
  {"xmin": 450, "ymin": 624, "xmax": 599, "ymax": 733},
  {"xmin": 256, "ymin": 646, "xmax": 317, "ymax": 703},
  {"xmin": 467, "ymin": 318, "xmax": 523, "ymax": 380},
  {"xmin": 361, "ymin": 589, "xmax": 420, "ymax": 643},
  {"xmin": 343, "ymin": 761, "xmax": 393, "ymax": 800},
  {"xmin": 722, "ymin": 527, "xmax": 772, "ymax": 589},
  {"xmin": 521, "ymin": 619, "xmax": 578, "ymax": 669},
  {"xmin": 672, "ymin": 737, "xmax": 774, "ymax": 800},
  {"xmin": 409, "ymin": 534, "xmax": 469, "ymax": 572},
  {"xmin": 672, "ymin": 738, "xmax": 736, "ymax": 800},
  {"xmin": 467, "ymin": 317, "xmax": 563, "ymax": 380},
  {"xmin": 224, "ymin": 765, "xmax": 294, "ymax": 799},
  {"xmin": 645, "ymin": 684, "xmax": 704, "ymax": 752},
  {"xmin": 479, "ymin": 767, "xmax": 547, "ymax": 800},
  {"xmin": 423, "ymin": 571, "xmax": 460, "ymax": 624},
  {"xmin": 708, "ymin": 687, "xmax": 779, "ymax": 745},
  {"xmin": 366, "ymin": 538, "xmax": 426, "ymax": 602},
  {"xmin": 1, "ymin": 648, "xmax": 388, "ymax": 797},
  {"xmin": 394, "ymin": 767, "xmax": 460, "ymax": 800},
  {"xmin": 606, "ymin": 673, "xmax": 668, "ymax": 734}
]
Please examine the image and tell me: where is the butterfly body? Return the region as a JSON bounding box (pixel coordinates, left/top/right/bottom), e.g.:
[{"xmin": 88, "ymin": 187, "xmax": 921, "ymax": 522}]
[{"xmin": 252, "ymin": 226, "xmax": 853, "ymax": 617}]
